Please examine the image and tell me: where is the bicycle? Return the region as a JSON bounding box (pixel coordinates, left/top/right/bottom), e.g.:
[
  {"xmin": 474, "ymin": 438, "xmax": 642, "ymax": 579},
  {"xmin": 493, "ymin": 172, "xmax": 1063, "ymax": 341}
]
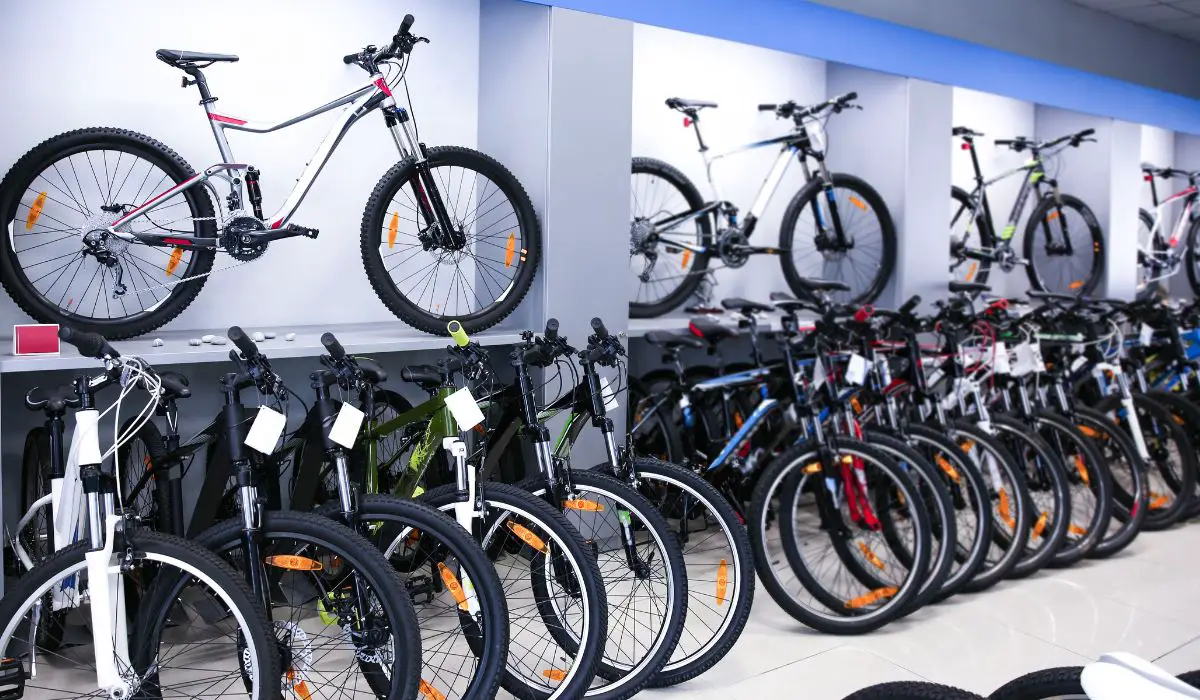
[
  {"xmin": 629, "ymin": 92, "xmax": 896, "ymax": 316},
  {"xmin": 950, "ymin": 126, "xmax": 1103, "ymax": 297},
  {"xmin": 0, "ymin": 14, "xmax": 540, "ymax": 339},
  {"xmin": 2, "ymin": 327, "xmax": 281, "ymax": 699},
  {"xmin": 1137, "ymin": 162, "xmax": 1200, "ymax": 300}
]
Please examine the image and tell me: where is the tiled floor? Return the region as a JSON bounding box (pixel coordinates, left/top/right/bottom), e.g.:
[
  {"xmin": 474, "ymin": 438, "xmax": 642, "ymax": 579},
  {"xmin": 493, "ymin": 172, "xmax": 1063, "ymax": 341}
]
[{"xmin": 641, "ymin": 524, "xmax": 1200, "ymax": 699}]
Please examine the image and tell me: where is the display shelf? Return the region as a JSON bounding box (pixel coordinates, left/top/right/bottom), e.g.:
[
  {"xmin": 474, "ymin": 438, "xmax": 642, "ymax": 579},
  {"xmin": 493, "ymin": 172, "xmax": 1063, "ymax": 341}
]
[
  {"xmin": 627, "ymin": 311, "xmax": 808, "ymax": 338},
  {"xmin": 0, "ymin": 323, "xmax": 525, "ymax": 374}
]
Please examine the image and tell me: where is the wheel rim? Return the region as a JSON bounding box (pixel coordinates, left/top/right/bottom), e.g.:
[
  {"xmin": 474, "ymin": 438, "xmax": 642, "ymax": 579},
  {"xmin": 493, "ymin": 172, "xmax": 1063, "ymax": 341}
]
[
  {"xmin": 1028, "ymin": 205, "xmax": 1100, "ymax": 295},
  {"xmin": 789, "ymin": 185, "xmax": 887, "ymax": 304},
  {"xmin": 629, "ymin": 171, "xmax": 704, "ymax": 308}
]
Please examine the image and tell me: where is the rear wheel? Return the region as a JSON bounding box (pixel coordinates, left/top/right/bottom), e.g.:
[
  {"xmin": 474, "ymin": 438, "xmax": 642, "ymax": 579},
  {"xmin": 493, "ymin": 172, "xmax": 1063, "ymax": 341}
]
[
  {"xmin": 1023, "ymin": 193, "xmax": 1104, "ymax": 296},
  {"xmin": 950, "ymin": 185, "xmax": 994, "ymax": 289}
]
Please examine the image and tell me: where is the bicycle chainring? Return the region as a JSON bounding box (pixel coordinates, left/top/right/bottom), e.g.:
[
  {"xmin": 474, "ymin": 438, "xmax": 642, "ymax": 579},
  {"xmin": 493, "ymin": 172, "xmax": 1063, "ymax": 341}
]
[
  {"xmin": 717, "ymin": 228, "xmax": 749, "ymax": 268},
  {"xmin": 220, "ymin": 217, "xmax": 269, "ymax": 261}
]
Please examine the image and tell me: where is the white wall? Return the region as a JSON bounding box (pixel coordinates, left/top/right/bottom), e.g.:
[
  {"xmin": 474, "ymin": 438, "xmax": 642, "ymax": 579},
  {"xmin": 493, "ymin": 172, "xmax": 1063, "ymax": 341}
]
[
  {"xmin": 951, "ymin": 88, "xmax": 1036, "ymax": 297},
  {"xmin": 631, "ymin": 23, "xmax": 826, "ymax": 309},
  {"xmin": 0, "ymin": 0, "xmax": 480, "ymax": 332}
]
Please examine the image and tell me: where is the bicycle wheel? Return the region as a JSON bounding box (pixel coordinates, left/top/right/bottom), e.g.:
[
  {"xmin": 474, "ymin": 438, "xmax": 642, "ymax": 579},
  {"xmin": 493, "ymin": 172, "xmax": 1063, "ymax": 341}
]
[
  {"xmin": 1023, "ymin": 193, "xmax": 1104, "ymax": 296},
  {"xmin": 779, "ymin": 173, "xmax": 896, "ymax": 306},
  {"xmin": 989, "ymin": 666, "xmax": 1086, "ymax": 699},
  {"xmin": 905, "ymin": 423, "xmax": 992, "ymax": 599},
  {"xmin": 1032, "ymin": 413, "xmax": 1112, "ymax": 567},
  {"xmin": 361, "ymin": 146, "xmax": 541, "ymax": 335},
  {"xmin": 949, "ymin": 423, "xmax": 1032, "ymax": 592},
  {"xmin": 622, "ymin": 457, "xmax": 753, "ymax": 687},
  {"xmin": 193, "ymin": 509, "xmax": 422, "ymax": 700},
  {"xmin": 628, "ymin": 158, "xmax": 713, "ymax": 318},
  {"xmin": 863, "ymin": 429, "xmax": 956, "ymax": 612},
  {"xmin": 114, "ymin": 415, "xmax": 167, "ymax": 525},
  {"xmin": 847, "ymin": 681, "xmax": 985, "ymax": 700},
  {"xmin": 0, "ymin": 128, "xmax": 216, "ymax": 339},
  {"xmin": 318, "ymin": 494, "xmax": 509, "ymax": 700},
  {"xmin": 1183, "ymin": 214, "xmax": 1200, "ymax": 299},
  {"xmin": 1147, "ymin": 390, "xmax": 1200, "ymax": 521},
  {"xmin": 0, "ymin": 530, "xmax": 279, "ymax": 699},
  {"xmin": 19, "ymin": 427, "xmax": 54, "ymax": 566},
  {"xmin": 748, "ymin": 439, "xmax": 932, "ymax": 634},
  {"xmin": 950, "ymin": 185, "xmax": 994, "ymax": 289},
  {"xmin": 420, "ymin": 481, "xmax": 607, "ymax": 700},
  {"xmin": 628, "ymin": 376, "xmax": 684, "ymax": 464},
  {"xmin": 1099, "ymin": 394, "xmax": 1197, "ymax": 529},
  {"xmin": 991, "ymin": 415, "xmax": 1071, "ymax": 578},
  {"xmin": 1073, "ymin": 406, "xmax": 1148, "ymax": 558}
]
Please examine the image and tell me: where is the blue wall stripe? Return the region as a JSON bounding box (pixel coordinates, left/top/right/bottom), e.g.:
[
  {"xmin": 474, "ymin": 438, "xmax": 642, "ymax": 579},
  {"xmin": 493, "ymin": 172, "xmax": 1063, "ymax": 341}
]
[{"xmin": 522, "ymin": 0, "xmax": 1200, "ymax": 135}]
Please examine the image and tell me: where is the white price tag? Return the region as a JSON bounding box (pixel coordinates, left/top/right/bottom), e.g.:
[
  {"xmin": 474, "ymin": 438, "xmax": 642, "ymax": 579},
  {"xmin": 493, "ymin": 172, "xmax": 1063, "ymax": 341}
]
[
  {"xmin": 845, "ymin": 353, "xmax": 868, "ymax": 386},
  {"xmin": 329, "ymin": 402, "xmax": 365, "ymax": 449},
  {"xmin": 599, "ymin": 376, "xmax": 620, "ymax": 414},
  {"xmin": 245, "ymin": 406, "xmax": 287, "ymax": 455},
  {"xmin": 993, "ymin": 342, "xmax": 1011, "ymax": 375},
  {"xmin": 1031, "ymin": 343, "xmax": 1045, "ymax": 372},
  {"xmin": 1140, "ymin": 324, "xmax": 1154, "ymax": 347},
  {"xmin": 1012, "ymin": 342, "xmax": 1035, "ymax": 376},
  {"xmin": 811, "ymin": 358, "xmax": 827, "ymax": 389},
  {"xmin": 444, "ymin": 387, "xmax": 485, "ymax": 430}
]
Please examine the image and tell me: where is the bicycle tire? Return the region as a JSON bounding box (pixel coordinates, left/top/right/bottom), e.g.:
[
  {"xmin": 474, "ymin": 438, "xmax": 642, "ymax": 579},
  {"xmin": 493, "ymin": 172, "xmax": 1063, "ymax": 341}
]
[
  {"xmin": 950, "ymin": 185, "xmax": 994, "ymax": 290},
  {"xmin": 628, "ymin": 157, "xmax": 713, "ymax": 318},
  {"xmin": 316, "ymin": 494, "xmax": 509, "ymax": 700},
  {"xmin": 845, "ymin": 681, "xmax": 985, "ymax": 699},
  {"xmin": 779, "ymin": 172, "xmax": 896, "ymax": 306},
  {"xmin": 1023, "ymin": 193, "xmax": 1104, "ymax": 297},
  {"xmin": 420, "ymin": 481, "xmax": 607, "ymax": 700},
  {"xmin": 115, "ymin": 415, "xmax": 168, "ymax": 526},
  {"xmin": 1072, "ymin": 406, "xmax": 1148, "ymax": 558},
  {"xmin": 360, "ymin": 145, "xmax": 541, "ymax": 335},
  {"xmin": 0, "ymin": 128, "xmax": 216, "ymax": 338},
  {"xmin": 1032, "ymin": 412, "xmax": 1113, "ymax": 567},
  {"xmin": 628, "ymin": 375, "xmax": 685, "ymax": 464},
  {"xmin": 622, "ymin": 457, "xmax": 754, "ymax": 687},
  {"xmin": 1184, "ymin": 213, "xmax": 1200, "ymax": 299},
  {"xmin": 192, "ymin": 509, "xmax": 423, "ymax": 700},
  {"xmin": 1146, "ymin": 389, "xmax": 1200, "ymax": 520},
  {"xmin": 1, "ymin": 531, "xmax": 280, "ymax": 699},
  {"xmin": 19, "ymin": 427, "xmax": 54, "ymax": 565},
  {"xmin": 988, "ymin": 666, "xmax": 1086, "ymax": 699}
]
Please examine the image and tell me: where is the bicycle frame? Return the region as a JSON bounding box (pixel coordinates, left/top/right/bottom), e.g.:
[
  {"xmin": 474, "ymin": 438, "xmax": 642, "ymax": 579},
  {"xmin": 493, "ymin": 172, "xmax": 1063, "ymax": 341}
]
[
  {"xmin": 105, "ymin": 72, "xmax": 417, "ymax": 242},
  {"xmin": 1139, "ymin": 182, "xmax": 1197, "ymax": 286}
]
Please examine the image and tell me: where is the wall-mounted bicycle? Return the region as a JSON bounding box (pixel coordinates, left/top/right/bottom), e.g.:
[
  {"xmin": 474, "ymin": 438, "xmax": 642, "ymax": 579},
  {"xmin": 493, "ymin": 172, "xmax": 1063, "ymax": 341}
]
[{"xmin": 1137, "ymin": 162, "xmax": 1200, "ymax": 300}]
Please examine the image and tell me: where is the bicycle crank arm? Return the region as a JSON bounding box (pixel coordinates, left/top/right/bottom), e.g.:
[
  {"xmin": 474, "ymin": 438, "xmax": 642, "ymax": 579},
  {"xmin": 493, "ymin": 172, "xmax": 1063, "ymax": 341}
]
[{"xmin": 741, "ymin": 245, "xmax": 790, "ymax": 256}]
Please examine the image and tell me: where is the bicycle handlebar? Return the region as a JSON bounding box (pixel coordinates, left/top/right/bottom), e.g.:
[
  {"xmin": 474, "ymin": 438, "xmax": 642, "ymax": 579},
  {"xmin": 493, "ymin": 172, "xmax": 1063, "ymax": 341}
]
[
  {"xmin": 320, "ymin": 332, "xmax": 346, "ymax": 360},
  {"xmin": 591, "ymin": 317, "xmax": 609, "ymax": 340},
  {"xmin": 59, "ymin": 327, "xmax": 119, "ymax": 360},
  {"xmin": 544, "ymin": 318, "xmax": 559, "ymax": 342},
  {"xmin": 227, "ymin": 325, "xmax": 259, "ymax": 359}
]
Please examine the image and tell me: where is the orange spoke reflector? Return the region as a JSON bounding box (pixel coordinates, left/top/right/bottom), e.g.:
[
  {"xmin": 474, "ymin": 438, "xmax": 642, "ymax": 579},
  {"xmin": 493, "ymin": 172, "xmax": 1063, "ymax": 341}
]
[
  {"xmin": 564, "ymin": 499, "xmax": 605, "ymax": 512},
  {"xmin": 387, "ymin": 211, "xmax": 399, "ymax": 249},
  {"xmin": 733, "ymin": 412, "xmax": 745, "ymax": 429},
  {"xmin": 845, "ymin": 587, "xmax": 897, "ymax": 610},
  {"xmin": 858, "ymin": 541, "xmax": 886, "ymax": 570},
  {"xmin": 959, "ymin": 440, "xmax": 976, "ymax": 453},
  {"xmin": 419, "ymin": 680, "xmax": 447, "ymax": 700},
  {"xmin": 936, "ymin": 455, "xmax": 960, "ymax": 483},
  {"xmin": 25, "ymin": 192, "xmax": 46, "ymax": 230},
  {"xmin": 681, "ymin": 249, "xmax": 692, "ymax": 269},
  {"xmin": 1174, "ymin": 414, "xmax": 1186, "ymax": 425},
  {"xmin": 265, "ymin": 555, "xmax": 323, "ymax": 571},
  {"xmin": 1150, "ymin": 493, "xmax": 1170, "ymax": 510},
  {"xmin": 998, "ymin": 488, "xmax": 1016, "ymax": 529},
  {"xmin": 850, "ymin": 397, "xmax": 863, "ymax": 415},
  {"xmin": 507, "ymin": 521, "xmax": 547, "ymax": 553},
  {"xmin": 803, "ymin": 463, "xmax": 821, "ymax": 474},
  {"xmin": 1069, "ymin": 524, "xmax": 1088, "ymax": 537},
  {"xmin": 1074, "ymin": 456, "xmax": 1090, "ymax": 486},
  {"xmin": 1032, "ymin": 512, "xmax": 1049, "ymax": 539},
  {"xmin": 166, "ymin": 247, "xmax": 183, "ymax": 276},
  {"xmin": 965, "ymin": 261, "xmax": 979, "ymax": 282},
  {"xmin": 542, "ymin": 669, "xmax": 568, "ymax": 682},
  {"xmin": 405, "ymin": 529, "xmax": 422, "ymax": 547},
  {"xmin": 716, "ymin": 559, "xmax": 729, "ymax": 606},
  {"xmin": 849, "ymin": 196, "xmax": 868, "ymax": 211},
  {"xmin": 1078, "ymin": 425, "xmax": 1100, "ymax": 438},
  {"xmin": 505, "ymin": 232, "xmax": 516, "ymax": 267},
  {"xmin": 143, "ymin": 454, "xmax": 153, "ymax": 470},
  {"xmin": 1069, "ymin": 280, "xmax": 1084, "ymax": 290},
  {"xmin": 1046, "ymin": 211, "xmax": 1060, "ymax": 222},
  {"xmin": 438, "ymin": 562, "xmax": 469, "ymax": 611}
]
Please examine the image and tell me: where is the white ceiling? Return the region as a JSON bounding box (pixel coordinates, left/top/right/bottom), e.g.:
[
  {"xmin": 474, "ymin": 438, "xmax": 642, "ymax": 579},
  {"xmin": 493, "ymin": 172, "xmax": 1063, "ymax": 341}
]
[{"xmin": 1069, "ymin": 0, "xmax": 1200, "ymax": 42}]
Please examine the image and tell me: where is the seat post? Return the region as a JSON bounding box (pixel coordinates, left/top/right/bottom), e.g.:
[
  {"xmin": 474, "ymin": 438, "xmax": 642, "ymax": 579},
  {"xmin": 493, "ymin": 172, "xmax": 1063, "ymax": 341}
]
[
  {"xmin": 184, "ymin": 65, "xmax": 216, "ymax": 105},
  {"xmin": 687, "ymin": 110, "xmax": 709, "ymax": 153}
]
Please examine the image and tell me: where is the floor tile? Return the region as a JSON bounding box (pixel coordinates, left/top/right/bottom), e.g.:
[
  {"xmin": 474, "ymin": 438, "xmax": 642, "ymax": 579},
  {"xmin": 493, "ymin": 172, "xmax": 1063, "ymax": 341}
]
[{"xmin": 1155, "ymin": 637, "xmax": 1200, "ymax": 674}]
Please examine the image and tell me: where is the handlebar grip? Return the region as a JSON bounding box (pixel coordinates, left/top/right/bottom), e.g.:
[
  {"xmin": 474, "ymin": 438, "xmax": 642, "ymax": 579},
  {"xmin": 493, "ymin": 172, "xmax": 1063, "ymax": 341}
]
[
  {"xmin": 320, "ymin": 332, "xmax": 346, "ymax": 360},
  {"xmin": 58, "ymin": 327, "xmax": 118, "ymax": 359},
  {"xmin": 343, "ymin": 53, "xmax": 359, "ymax": 65},
  {"xmin": 227, "ymin": 326, "xmax": 259, "ymax": 358},
  {"xmin": 840, "ymin": 91, "xmax": 858, "ymax": 102},
  {"xmin": 758, "ymin": 104, "xmax": 777, "ymax": 112},
  {"xmin": 899, "ymin": 295, "xmax": 922, "ymax": 316},
  {"xmin": 1079, "ymin": 128, "xmax": 1096, "ymax": 138},
  {"xmin": 544, "ymin": 318, "xmax": 559, "ymax": 342},
  {"xmin": 995, "ymin": 139, "xmax": 1014, "ymax": 146},
  {"xmin": 398, "ymin": 14, "xmax": 415, "ymax": 35},
  {"xmin": 591, "ymin": 317, "xmax": 609, "ymax": 339},
  {"xmin": 447, "ymin": 320, "xmax": 469, "ymax": 348}
]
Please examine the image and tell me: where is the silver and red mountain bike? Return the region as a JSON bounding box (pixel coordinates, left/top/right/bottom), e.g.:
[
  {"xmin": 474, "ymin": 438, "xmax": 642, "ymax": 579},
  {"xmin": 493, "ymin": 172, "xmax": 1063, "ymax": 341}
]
[{"xmin": 0, "ymin": 15, "xmax": 540, "ymax": 338}]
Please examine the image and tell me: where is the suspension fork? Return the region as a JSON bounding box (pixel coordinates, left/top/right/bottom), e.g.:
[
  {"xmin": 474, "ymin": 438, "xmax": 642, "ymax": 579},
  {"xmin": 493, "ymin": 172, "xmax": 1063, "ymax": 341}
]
[
  {"xmin": 387, "ymin": 106, "xmax": 462, "ymax": 249},
  {"xmin": 813, "ymin": 157, "xmax": 852, "ymax": 247},
  {"xmin": 1036, "ymin": 177, "xmax": 1074, "ymax": 254}
]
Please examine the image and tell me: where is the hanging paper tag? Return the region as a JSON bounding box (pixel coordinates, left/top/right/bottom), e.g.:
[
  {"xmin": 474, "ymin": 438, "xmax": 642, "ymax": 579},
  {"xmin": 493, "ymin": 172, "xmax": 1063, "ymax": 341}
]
[
  {"xmin": 993, "ymin": 341, "xmax": 1010, "ymax": 375},
  {"xmin": 1031, "ymin": 342, "xmax": 1045, "ymax": 372},
  {"xmin": 599, "ymin": 376, "xmax": 620, "ymax": 413},
  {"xmin": 1012, "ymin": 342, "xmax": 1042, "ymax": 376},
  {"xmin": 444, "ymin": 387, "xmax": 485, "ymax": 430},
  {"xmin": 329, "ymin": 402, "xmax": 365, "ymax": 448},
  {"xmin": 811, "ymin": 358, "xmax": 827, "ymax": 390},
  {"xmin": 845, "ymin": 353, "xmax": 868, "ymax": 386},
  {"xmin": 245, "ymin": 406, "xmax": 287, "ymax": 454},
  {"xmin": 1140, "ymin": 324, "xmax": 1154, "ymax": 347}
]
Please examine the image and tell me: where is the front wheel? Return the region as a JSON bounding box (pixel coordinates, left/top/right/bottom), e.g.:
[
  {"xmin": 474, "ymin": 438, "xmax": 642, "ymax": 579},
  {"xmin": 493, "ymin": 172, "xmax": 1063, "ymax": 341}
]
[
  {"xmin": 361, "ymin": 146, "xmax": 541, "ymax": 335},
  {"xmin": 1023, "ymin": 193, "xmax": 1103, "ymax": 296},
  {"xmin": 779, "ymin": 172, "xmax": 896, "ymax": 306}
]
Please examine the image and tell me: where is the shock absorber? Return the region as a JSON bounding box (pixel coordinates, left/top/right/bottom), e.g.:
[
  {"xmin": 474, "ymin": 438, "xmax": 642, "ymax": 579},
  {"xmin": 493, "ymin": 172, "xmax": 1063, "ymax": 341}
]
[{"xmin": 245, "ymin": 167, "xmax": 264, "ymax": 220}]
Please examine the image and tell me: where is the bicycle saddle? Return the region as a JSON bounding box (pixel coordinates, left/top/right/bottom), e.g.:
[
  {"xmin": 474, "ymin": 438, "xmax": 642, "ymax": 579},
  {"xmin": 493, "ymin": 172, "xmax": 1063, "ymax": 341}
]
[
  {"xmin": 687, "ymin": 317, "xmax": 738, "ymax": 346},
  {"xmin": 952, "ymin": 126, "xmax": 984, "ymax": 137},
  {"xmin": 665, "ymin": 97, "xmax": 718, "ymax": 111},
  {"xmin": 721, "ymin": 298, "xmax": 773, "ymax": 314},
  {"xmin": 1027, "ymin": 290, "xmax": 1077, "ymax": 304},
  {"xmin": 25, "ymin": 385, "xmax": 81, "ymax": 414},
  {"xmin": 159, "ymin": 371, "xmax": 192, "ymax": 400},
  {"xmin": 949, "ymin": 281, "xmax": 991, "ymax": 295},
  {"xmin": 1082, "ymin": 652, "xmax": 1200, "ymax": 700},
  {"xmin": 796, "ymin": 278, "xmax": 851, "ymax": 294},
  {"xmin": 400, "ymin": 364, "xmax": 442, "ymax": 388},
  {"xmin": 645, "ymin": 331, "xmax": 706, "ymax": 351},
  {"xmin": 356, "ymin": 358, "xmax": 388, "ymax": 385},
  {"xmin": 155, "ymin": 49, "xmax": 240, "ymax": 66}
]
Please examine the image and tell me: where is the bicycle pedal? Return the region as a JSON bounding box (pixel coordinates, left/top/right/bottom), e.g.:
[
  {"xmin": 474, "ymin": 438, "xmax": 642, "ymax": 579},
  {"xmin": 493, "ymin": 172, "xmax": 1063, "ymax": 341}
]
[
  {"xmin": 405, "ymin": 574, "xmax": 436, "ymax": 605},
  {"xmin": 0, "ymin": 656, "xmax": 25, "ymax": 700}
]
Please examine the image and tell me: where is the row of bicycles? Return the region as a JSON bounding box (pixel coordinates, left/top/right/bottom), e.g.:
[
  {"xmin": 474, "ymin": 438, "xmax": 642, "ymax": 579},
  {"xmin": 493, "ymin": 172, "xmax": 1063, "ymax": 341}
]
[
  {"xmin": 628, "ymin": 278, "xmax": 1200, "ymax": 635},
  {"xmin": 5, "ymin": 319, "xmax": 754, "ymax": 698}
]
